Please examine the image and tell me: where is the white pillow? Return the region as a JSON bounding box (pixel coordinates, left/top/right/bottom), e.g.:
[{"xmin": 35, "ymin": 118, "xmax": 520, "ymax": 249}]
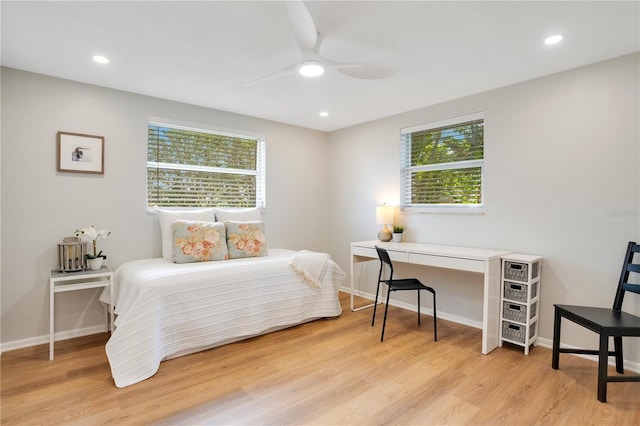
[
  {"xmin": 213, "ymin": 207, "xmax": 261, "ymax": 222},
  {"xmin": 156, "ymin": 208, "xmax": 216, "ymax": 260}
]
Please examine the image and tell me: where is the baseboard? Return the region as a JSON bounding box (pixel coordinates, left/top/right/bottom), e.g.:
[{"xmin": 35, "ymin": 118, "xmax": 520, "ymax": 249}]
[
  {"xmin": 535, "ymin": 337, "xmax": 640, "ymax": 374},
  {"xmin": 5, "ymin": 295, "xmax": 639, "ymax": 376},
  {"xmin": 0, "ymin": 325, "xmax": 107, "ymax": 354},
  {"xmin": 341, "ymin": 287, "xmax": 640, "ymax": 374},
  {"xmin": 341, "ymin": 287, "xmax": 483, "ymax": 330}
]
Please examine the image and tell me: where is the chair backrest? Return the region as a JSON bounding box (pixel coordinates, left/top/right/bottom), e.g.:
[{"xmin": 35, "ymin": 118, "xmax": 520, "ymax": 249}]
[
  {"xmin": 375, "ymin": 246, "xmax": 394, "ymax": 282},
  {"xmin": 613, "ymin": 241, "xmax": 640, "ymax": 311}
]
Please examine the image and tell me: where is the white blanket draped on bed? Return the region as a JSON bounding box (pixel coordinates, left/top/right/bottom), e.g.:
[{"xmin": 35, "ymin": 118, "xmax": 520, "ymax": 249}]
[
  {"xmin": 288, "ymin": 250, "xmax": 330, "ymax": 289},
  {"xmin": 104, "ymin": 249, "xmax": 345, "ymax": 388}
]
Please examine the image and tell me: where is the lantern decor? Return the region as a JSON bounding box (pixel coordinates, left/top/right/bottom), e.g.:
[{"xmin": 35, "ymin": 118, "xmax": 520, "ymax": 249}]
[{"xmin": 57, "ymin": 237, "xmax": 87, "ymax": 272}]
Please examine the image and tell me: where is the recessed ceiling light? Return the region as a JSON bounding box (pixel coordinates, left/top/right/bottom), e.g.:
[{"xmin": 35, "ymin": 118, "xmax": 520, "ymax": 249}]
[
  {"xmin": 93, "ymin": 55, "xmax": 110, "ymax": 64},
  {"xmin": 319, "ymin": 111, "xmax": 329, "ymax": 117},
  {"xmin": 298, "ymin": 60, "xmax": 325, "ymax": 77},
  {"xmin": 544, "ymin": 35, "xmax": 563, "ymax": 45}
]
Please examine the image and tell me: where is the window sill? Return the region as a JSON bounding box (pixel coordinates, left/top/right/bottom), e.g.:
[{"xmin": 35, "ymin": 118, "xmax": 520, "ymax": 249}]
[{"xmin": 402, "ymin": 207, "xmax": 485, "ymax": 215}]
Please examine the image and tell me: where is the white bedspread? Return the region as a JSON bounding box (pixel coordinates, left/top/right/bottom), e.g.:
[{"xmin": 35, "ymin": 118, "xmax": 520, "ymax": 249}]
[{"xmin": 105, "ymin": 249, "xmax": 345, "ymax": 388}]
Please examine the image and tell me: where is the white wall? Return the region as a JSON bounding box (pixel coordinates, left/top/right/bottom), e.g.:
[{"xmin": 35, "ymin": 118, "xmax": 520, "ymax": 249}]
[
  {"xmin": 2, "ymin": 53, "xmax": 639, "ymax": 367},
  {"xmin": 0, "ymin": 67, "xmax": 329, "ymax": 348},
  {"xmin": 328, "ymin": 53, "xmax": 640, "ymax": 365}
]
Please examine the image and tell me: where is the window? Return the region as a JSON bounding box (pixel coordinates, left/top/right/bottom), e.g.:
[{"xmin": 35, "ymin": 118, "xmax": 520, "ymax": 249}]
[
  {"xmin": 147, "ymin": 119, "xmax": 265, "ymax": 208},
  {"xmin": 401, "ymin": 113, "xmax": 484, "ymax": 211}
]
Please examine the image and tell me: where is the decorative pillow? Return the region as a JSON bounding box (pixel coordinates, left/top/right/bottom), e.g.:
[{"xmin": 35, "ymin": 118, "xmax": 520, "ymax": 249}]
[
  {"xmin": 225, "ymin": 221, "xmax": 268, "ymax": 258},
  {"xmin": 172, "ymin": 220, "xmax": 228, "ymax": 263},
  {"xmin": 156, "ymin": 208, "xmax": 216, "ymax": 260},
  {"xmin": 214, "ymin": 207, "xmax": 261, "ymax": 222}
]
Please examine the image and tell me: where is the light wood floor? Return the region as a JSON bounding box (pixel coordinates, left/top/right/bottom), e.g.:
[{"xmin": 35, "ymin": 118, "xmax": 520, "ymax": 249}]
[{"xmin": 2, "ymin": 292, "xmax": 639, "ymax": 425}]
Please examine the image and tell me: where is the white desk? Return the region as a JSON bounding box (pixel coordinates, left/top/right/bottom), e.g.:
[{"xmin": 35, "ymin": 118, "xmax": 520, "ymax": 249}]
[
  {"xmin": 49, "ymin": 266, "xmax": 114, "ymax": 360},
  {"xmin": 350, "ymin": 241, "xmax": 510, "ymax": 354}
]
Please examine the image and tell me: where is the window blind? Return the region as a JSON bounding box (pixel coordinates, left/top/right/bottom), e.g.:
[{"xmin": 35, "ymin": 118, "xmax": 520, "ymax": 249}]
[
  {"xmin": 401, "ymin": 114, "xmax": 484, "ymax": 210},
  {"xmin": 147, "ymin": 123, "xmax": 265, "ymax": 208}
]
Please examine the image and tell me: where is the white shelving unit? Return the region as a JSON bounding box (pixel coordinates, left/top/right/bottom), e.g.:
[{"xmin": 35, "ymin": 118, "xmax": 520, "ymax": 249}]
[{"xmin": 499, "ymin": 254, "xmax": 542, "ymax": 355}]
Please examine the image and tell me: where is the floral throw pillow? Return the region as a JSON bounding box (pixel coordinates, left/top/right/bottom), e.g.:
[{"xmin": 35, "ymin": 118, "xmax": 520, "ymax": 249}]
[
  {"xmin": 172, "ymin": 220, "xmax": 228, "ymax": 263},
  {"xmin": 225, "ymin": 221, "xmax": 268, "ymax": 258}
]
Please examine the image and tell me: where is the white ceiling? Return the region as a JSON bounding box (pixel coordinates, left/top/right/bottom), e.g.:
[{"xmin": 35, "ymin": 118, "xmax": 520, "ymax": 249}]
[{"xmin": 2, "ymin": 1, "xmax": 639, "ymax": 132}]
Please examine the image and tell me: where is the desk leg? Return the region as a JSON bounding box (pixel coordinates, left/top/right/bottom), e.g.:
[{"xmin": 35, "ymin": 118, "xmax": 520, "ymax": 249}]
[
  {"xmin": 482, "ymin": 257, "xmax": 501, "ymax": 354},
  {"xmin": 350, "ymin": 255, "xmax": 376, "ymax": 311},
  {"xmin": 352, "ymin": 301, "xmax": 376, "ymax": 312},
  {"xmin": 49, "ymin": 279, "xmax": 54, "ymax": 361}
]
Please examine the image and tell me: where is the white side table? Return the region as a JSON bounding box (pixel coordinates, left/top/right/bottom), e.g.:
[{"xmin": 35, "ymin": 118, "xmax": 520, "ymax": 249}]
[{"xmin": 49, "ymin": 266, "xmax": 114, "ymax": 360}]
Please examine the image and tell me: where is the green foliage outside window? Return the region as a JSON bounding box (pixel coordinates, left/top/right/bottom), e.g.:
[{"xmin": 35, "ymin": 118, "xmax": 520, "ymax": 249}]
[
  {"xmin": 402, "ymin": 118, "xmax": 484, "ymax": 208},
  {"xmin": 147, "ymin": 124, "xmax": 265, "ymax": 208}
]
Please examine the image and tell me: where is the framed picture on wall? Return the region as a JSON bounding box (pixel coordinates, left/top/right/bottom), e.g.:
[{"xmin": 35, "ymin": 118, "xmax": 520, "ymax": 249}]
[{"xmin": 57, "ymin": 131, "xmax": 104, "ymax": 174}]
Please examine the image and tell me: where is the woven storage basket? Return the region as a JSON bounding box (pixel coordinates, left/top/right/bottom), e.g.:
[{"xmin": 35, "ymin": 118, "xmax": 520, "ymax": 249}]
[
  {"xmin": 502, "ymin": 301, "xmax": 537, "ymax": 323},
  {"xmin": 504, "ymin": 261, "xmax": 528, "ymax": 281},
  {"xmin": 504, "ymin": 281, "xmax": 538, "ymax": 302},
  {"xmin": 502, "ymin": 320, "xmax": 536, "ymax": 344}
]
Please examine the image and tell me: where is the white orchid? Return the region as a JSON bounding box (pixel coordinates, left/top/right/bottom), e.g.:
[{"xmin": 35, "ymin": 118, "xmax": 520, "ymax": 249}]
[{"xmin": 75, "ymin": 226, "xmax": 111, "ymax": 258}]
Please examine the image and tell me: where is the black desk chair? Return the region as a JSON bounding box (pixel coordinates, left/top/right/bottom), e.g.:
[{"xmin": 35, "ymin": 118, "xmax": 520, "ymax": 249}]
[
  {"xmin": 552, "ymin": 241, "xmax": 640, "ymax": 402},
  {"xmin": 371, "ymin": 246, "xmax": 437, "ymax": 342}
]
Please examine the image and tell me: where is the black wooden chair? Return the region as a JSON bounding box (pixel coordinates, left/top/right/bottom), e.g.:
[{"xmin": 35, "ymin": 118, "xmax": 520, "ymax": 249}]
[
  {"xmin": 371, "ymin": 246, "xmax": 437, "ymax": 342},
  {"xmin": 552, "ymin": 241, "xmax": 640, "ymax": 402}
]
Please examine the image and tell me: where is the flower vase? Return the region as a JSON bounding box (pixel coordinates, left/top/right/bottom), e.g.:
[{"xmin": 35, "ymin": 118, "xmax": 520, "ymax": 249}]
[{"xmin": 87, "ymin": 257, "xmax": 103, "ymax": 271}]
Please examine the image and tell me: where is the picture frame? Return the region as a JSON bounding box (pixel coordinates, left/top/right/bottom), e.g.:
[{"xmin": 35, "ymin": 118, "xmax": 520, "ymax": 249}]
[{"xmin": 57, "ymin": 131, "xmax": 104, "ymax": 174}]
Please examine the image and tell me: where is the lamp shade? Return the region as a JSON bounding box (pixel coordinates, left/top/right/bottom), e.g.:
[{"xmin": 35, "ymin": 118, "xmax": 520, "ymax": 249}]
[{"xmin": 376, "ymin": 205, "xmax": 393, "ymax": 225}]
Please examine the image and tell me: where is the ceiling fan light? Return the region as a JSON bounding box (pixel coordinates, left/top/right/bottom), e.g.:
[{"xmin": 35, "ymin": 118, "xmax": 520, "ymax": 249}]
[
  {"xmin": 544, "ymin": 34, "xmax": 563, "ymax": 45},
  {"xmin": 298, "ymin": 60, "xmax": 325, "ymax": 77},
  {"xmin": 92, "ymin": 55, "xmax": 110, "ymax": 64}
]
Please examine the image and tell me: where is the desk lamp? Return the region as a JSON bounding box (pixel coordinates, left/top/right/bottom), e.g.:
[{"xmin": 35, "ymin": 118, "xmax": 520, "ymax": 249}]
[{"xmin": 376, "ymin": 205, "xmax": 393, "ymax": 242}]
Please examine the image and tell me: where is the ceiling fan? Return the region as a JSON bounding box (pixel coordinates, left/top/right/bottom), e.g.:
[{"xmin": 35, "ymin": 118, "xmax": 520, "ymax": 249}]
[{"xmin": 247, "ymin": 1, "xmax": 396, "ymax": 86}]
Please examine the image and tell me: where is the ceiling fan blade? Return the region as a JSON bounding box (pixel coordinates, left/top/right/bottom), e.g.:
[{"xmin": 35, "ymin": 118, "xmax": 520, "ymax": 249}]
[
  {"xmin": 245, "ymin": 62, "xmax": 298, "ymax": 87},
  {"xmin": 286, "ymin": 1, "xmax": 318, "ymax": 53},
  {"xmin": 252, "ymin": 2, "xmax": 394, "ymax": 85},
  {"xmin": 333, "ymin": 63, "xmax": 397, "ymax": 80}
]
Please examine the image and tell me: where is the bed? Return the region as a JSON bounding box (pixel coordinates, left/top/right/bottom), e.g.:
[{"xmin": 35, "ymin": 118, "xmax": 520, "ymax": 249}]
[
  {"xmin": 104, "ymin": 248, "xmax": 345, "ymax": 388},
  {"xmin": 104, "ymin": 207, "xmax": 345, "ymax": 388}
]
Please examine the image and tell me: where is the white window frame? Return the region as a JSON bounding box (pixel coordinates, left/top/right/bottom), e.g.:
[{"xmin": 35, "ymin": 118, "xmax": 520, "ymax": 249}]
[
  {"xmin": 147, "ymin": 117, "xmax": 266, "ymax": 210},
  {"xmin": 401, "ymin": 112, "xmax": 484, "ymax": 213}
]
